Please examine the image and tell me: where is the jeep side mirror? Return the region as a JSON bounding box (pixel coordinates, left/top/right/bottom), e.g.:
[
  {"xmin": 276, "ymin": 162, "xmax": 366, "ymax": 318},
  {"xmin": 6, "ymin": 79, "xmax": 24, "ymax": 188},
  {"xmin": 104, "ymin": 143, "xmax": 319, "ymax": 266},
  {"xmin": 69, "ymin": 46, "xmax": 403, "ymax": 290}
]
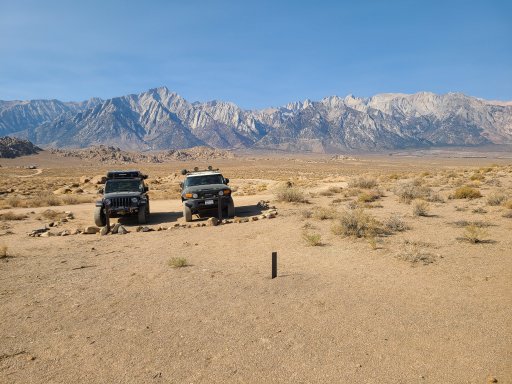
[
  {"xmin": 97, "ymin": 188, "xmax": 104, "ymax": 194},
  {"xmin": 224, "ymin": 178, "xmax": 229, "ymax": 184}
]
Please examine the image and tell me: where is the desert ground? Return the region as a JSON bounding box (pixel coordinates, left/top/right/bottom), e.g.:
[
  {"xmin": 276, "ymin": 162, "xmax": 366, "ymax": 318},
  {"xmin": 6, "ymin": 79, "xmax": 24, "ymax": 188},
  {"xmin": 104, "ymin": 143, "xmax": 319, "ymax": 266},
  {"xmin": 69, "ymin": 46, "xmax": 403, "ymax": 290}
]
[{"xmin": 0, "ymin": 150, "xmax": 511, "ymax": 383}]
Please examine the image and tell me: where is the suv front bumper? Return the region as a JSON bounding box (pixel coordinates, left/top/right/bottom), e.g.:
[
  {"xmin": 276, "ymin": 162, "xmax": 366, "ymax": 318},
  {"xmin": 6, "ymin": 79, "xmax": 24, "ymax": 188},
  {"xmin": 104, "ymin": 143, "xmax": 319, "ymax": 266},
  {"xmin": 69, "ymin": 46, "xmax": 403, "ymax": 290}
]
[{"xmin": 184, "ymin": 196, "xmax": 233, "ymax": 213}]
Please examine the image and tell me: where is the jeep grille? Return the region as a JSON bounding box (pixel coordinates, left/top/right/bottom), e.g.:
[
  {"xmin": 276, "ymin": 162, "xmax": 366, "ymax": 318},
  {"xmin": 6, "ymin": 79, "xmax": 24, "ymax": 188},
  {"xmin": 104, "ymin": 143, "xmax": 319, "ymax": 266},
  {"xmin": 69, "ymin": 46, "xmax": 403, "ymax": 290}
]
[{"xmin": 110, "ymin": 197, "xmax": 131, "ymax": 208}]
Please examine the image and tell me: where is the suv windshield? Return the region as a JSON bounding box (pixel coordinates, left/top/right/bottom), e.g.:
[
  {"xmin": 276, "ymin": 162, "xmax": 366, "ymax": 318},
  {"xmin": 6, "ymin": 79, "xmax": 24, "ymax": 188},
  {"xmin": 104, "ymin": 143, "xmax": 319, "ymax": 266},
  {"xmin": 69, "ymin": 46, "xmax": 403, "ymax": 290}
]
[
  {"xmin": 105, "ymin": 179, "xmax": 143, "ymax": 193},
  {"xmin": 185, "ymin": 174, "xmax": 224, "ymax": 187}
]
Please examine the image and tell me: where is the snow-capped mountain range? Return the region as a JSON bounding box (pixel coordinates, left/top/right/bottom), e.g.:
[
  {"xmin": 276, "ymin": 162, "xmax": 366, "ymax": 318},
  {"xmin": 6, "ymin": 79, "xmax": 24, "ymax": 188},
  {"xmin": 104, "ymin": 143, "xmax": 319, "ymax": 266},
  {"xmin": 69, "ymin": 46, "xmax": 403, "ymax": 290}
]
[{"xmin": 1, "ymin": 87, "xmax": 511, "ymax": 151}]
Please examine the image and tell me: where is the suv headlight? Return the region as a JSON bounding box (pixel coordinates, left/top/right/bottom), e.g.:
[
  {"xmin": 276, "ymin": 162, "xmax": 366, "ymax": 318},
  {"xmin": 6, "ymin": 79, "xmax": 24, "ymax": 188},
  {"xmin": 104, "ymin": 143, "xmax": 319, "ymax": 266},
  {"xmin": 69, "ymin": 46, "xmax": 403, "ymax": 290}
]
[
  {"xmin": 218, "ymin": 190, "xmax": 224, "ymax": 196},
  {"xmin": 104, "ymin": 198, "xmax": 111, "ymax": 206},
  {"xmin": 131, "ymin": 197, "xmax": 138, "ymax": 203},
  {"xmin": 193, "ymin": 193, "xmax": 198, "ymax": 199}
]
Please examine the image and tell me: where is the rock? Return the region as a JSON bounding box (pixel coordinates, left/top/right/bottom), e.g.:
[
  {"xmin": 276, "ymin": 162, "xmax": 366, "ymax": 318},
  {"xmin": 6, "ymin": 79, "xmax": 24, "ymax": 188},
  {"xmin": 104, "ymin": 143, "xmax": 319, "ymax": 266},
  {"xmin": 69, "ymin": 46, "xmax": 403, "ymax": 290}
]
[
  {"xmin": 40, "ymin": 231, "xmax": 53, "ymax": 237},
  {"xmin": 251, "ymin": 216, "xmax": 259, "ymax": 221},
  {"xmin": 137, "ymin": 226, "xmax": 154, "ymax": 232},
  {"xmin": 53, "ymin": 187, "xmax": 72, "ymax": 195},
  {"xmin": 173, "ymin": 223, "xmax": 180, "ymax": 228},
  {"xmin": 90, "ymin": 175, "xmax": 107, "ymax": 185},
  {"xmin": 80, "ymin": 176, "xmax": 91, "ymax": 184},
  {"xmin": 195, "ymin": 223, "xmax": 202, "ymax": 227},
  {"xmin": 60, "ymin": 218, "xmax": 68, "ymax": 223},
  {"xmin": 72, "ymin": 228, "xmax": 81, "ymax": 235},
  {"xmin": 117, "ymin": 225, "xmax": 128, "ymax": 235},
  {"xmin": 28, "ymin": 227, "xmax": 49, "ymax": 237},
  {"xmin": 206, "ymin": 217, "xmax": 218, "ymax": 226},
  {"xmin": 257, "ymin": 200, "xmax": 270, "ymax": 209},
  {"xmin": 60, "ymin": 230, "xmax": 70, "ymax": 236},
  {"xmin": 100, "ymin": 226, "xmax": 109, "ymax": 236},
  {"xmin": 70, "ymin": 183, "xmax": 80, "ymax": 188},
  {"xmin": 65, "ymin": 212, "xmax": 74, "ymax": 219},
  {"xmin": 72, "ymin": 188, "xmax": 83, "ymax": 194},
  {"xmin": 267, "ymin": 212, "xmax": 276, "ymax": 219},
  {"xmin": 111, "ymin": 223, "xmax": 121, "ymax": 234},
  {"xmin": 486, "ymin": 376, "xmax": 498, "ymax": 384},
  {"xmin": 48, "ymin": 222, "xmax": 55, "ymax": 227},
  {"xmin": 83, "ymin": 226, "xmax": 100, "ymax": 234}
]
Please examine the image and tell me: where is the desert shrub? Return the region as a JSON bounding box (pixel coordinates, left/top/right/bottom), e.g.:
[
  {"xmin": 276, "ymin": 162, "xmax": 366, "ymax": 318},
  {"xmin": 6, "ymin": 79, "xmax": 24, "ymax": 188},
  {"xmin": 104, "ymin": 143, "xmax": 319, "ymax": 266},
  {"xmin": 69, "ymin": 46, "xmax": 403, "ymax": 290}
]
[
  {"xmin": 472, "ymin": 207, "xmax": 487, "ymax": 214},
  {"xmin": 31, "ymin": 193, "xmax": 62, "ymax": 207},
  {"xmin": 502, "ymin": 211, "xmax": 512, "ymax": 218},
  {"xmin": 328, "ymin": 186, "xmax": 343, "ymax": 194},
  {"xmin": 301, "ymin": 209, "xmax": 313, "ymax": 219},
  {"xmin": 60, "ymin": 195, "xmax": 93, "ymax": 205},
  {"xmin": 396, "ymin": 240, "xmax": 436, "ymax": 265},
  {"xmin": 313, "ymin": 207, "xmax": 337, "ymax": 220},
  {"xmin": 0, "ymin": 245, "xmax": 7, "ymax": 259},
  {"xmin": 453, "ymin": 186, "xmax": 482, "ymax": 199},
  {"xmin": 486, "ymin": 192, "xmax": 507, "ymax": 206},
  {"xmin": 0, "ymin": 211, "xmax": 27, "ymax": 221},
  {"xmin": 302, "ymin": 231, "xmax": 323, "ymax": 246},
  {"xmin": 343, "ymin": 188, "xmax": 361, "ymax": 197},
  {"xmin": 470, "ymin": 173, "xmax": 485, "ymax": 181},
  {"xmin": 39, "ymin": 209, "xmax": 67, "ymax": 220},
  {"xmin": 393, "ymin": 180, "xmax": 431, "ymax": 204},
  {"xmin": 426, "ymin": 192, "xmax": 445, "ymax": 203},
  {"xmin": 357, "ymin": 190, "xmax": 381, "ymax": 203},
  {"xmin": 451, "ymin": 220, "xmax": 492, "ymax": 228},
  {"xmin": 275, "ymin": 186, "xmax": 308, "ymax": 203},
  {"xmin": 384, "ymin": 214, "xmax": 409, "ymax": 232},
  {"xmin": 168, "ymin": 257, "xmax": 188, "ymax": 268},
  {"xmin": 332, "ymin": 209, "xmax": 381, "ymax": 238},
  {"xmin": 412, "ymin": 199, "xmax": 430, "ymax": 217},
  {"xmin": 348, "ymin": 177, "xmax": 378, "ymax": 189},
  {"xmin": 3, "ymin": 196, "xmax": 24, "ymax": 208},
  {"xmin": 318, "ymin": 189, "xmax": 334, "ymax": 197},
  {"xmin": 462, "ymin": 225, "xmax": 489, "ymax": 244}
]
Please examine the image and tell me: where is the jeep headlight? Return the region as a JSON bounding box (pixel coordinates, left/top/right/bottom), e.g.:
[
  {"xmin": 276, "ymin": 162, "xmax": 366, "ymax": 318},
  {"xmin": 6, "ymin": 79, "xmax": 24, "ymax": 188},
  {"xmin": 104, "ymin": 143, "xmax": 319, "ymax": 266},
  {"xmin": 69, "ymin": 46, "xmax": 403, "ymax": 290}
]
[
  {"xmin": 218, "ymin": 190, "xmax": 224, "ymax": 196},
  {"xmin": 131, "ymin": 197, "xmax": 138, "ymax": 203},
  {"xmin": 104, "ymin": 198, "xmax": 111, "ymax": 206}
]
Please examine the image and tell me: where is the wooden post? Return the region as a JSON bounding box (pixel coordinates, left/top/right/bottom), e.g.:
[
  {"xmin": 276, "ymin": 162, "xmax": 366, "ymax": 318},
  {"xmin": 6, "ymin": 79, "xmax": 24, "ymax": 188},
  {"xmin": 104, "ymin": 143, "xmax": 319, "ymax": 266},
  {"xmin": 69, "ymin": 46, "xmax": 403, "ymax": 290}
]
[{"xmin": 272, "ymin": 251, "xmax": 277, "ymax": 279}]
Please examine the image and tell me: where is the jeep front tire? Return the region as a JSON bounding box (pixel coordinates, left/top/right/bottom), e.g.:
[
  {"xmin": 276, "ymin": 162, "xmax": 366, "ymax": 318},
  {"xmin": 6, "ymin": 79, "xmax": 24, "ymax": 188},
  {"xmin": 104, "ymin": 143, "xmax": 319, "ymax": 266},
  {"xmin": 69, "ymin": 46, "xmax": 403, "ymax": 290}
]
[
  {"xmin": 183, "ymin": 203, "xmax": 192, "ymax": 222},
  {"xmin": 94, "ymin": 206, "xmax": 106, "ymax": 227}
]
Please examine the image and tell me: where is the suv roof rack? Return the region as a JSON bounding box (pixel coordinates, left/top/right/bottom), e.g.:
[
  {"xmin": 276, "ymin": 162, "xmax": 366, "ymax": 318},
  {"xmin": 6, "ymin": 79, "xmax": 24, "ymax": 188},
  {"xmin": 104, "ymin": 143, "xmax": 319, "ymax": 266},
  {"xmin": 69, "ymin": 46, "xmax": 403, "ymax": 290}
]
[
  {"xmin": 107, "ymin": 170, "xmax": 148, "ymax": 180},
  {"xmin": 181, "ymin": 166, "xmax": 219, "ymax": 176}
]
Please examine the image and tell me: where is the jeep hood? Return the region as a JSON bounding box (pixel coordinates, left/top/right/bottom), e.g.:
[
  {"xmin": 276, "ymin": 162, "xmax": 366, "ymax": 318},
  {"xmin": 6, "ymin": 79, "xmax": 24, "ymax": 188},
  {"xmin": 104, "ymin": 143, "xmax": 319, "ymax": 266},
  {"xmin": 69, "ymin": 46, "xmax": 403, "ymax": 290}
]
[{"xmin": 104, "ymin": 192, "xmax": 143, "ymax": 199}]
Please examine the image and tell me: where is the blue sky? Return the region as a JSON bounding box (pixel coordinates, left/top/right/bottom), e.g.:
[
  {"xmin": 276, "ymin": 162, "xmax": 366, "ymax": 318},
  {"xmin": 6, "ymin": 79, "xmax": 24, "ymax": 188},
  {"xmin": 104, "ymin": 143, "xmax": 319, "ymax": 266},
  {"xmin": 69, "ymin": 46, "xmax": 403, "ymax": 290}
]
[{"xmin": 0, "ymin": 0, "xmax": 511, "ymax": 108}]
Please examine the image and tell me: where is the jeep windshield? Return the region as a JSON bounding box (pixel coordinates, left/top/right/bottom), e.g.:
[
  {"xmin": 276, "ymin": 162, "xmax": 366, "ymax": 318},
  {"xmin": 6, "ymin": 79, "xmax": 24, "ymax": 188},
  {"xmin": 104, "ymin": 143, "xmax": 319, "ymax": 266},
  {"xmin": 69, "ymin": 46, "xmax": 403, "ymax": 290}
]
[
  {"xmin": 105, "ymin": 179, "xmax": 143, "ymax": 193},
  {"xmin": 184, "ymin": 174, "xmax": 224, "ymax": 187}
]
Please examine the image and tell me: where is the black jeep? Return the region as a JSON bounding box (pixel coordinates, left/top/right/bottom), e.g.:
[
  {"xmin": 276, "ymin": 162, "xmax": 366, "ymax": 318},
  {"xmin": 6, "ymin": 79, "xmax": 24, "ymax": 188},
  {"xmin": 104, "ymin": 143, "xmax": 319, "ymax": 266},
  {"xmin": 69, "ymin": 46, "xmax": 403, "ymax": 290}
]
[
  {"xmin": 180, "ymin": 167, "xmax": 234, "ymax": 222},
  {"xmin": 94, "ymin": 170, "xmax": 150, "ymax": 226}
]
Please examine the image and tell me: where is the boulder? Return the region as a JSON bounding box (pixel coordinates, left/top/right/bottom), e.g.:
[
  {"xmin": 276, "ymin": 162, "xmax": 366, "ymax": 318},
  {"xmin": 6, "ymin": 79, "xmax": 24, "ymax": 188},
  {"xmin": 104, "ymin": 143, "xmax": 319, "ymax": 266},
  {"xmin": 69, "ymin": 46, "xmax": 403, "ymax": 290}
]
[
  {"xmin": 206, "ymin": 217, "xmax": 218, "ymax": 226},
  {"xmin": 111, "ymin": 223, "xmax": 121, "ymax": 234},
  {"xmin": 53, "ymin": 187, "xmax": 72, "ymax": 195},
  {"xmin": 83, "ymin": 226, "xmax": 100, "ymax": 234},
  {"xmin": 100, "ymin": 226, "xmax": 109, "ymax": 236},
  {"xmin": 117, "ymin": 225, "xmax": 128, "ymax": 235},
  {"xmin": 90, "ymin": 175, "xmax": 107, "ymax": 185}
]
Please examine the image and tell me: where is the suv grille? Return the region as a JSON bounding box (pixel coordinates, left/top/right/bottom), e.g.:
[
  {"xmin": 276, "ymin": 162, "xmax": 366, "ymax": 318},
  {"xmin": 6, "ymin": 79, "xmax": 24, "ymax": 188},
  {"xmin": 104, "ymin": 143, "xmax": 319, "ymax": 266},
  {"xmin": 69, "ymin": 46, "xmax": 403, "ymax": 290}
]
[{"xmin": 111, "ymin": 197, "xmax": 131, "ymax": 208}]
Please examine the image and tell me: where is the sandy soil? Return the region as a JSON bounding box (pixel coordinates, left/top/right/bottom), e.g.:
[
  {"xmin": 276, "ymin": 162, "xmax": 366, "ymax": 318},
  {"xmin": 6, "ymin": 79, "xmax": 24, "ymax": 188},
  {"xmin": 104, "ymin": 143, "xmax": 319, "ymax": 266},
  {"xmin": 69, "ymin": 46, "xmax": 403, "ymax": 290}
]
[{"xmin": 0, "ymin": 152, "xmax": 511, "ymax": 383}]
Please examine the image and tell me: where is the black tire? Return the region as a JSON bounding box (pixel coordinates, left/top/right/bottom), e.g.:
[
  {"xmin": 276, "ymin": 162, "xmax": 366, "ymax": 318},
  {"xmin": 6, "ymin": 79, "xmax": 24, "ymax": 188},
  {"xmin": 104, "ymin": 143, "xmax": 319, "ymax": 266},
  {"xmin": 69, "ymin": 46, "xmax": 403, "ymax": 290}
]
[
  {"xmin": 138, "ymin": 206, "xmax": 147, "ymax": 224},
  {"xmin": 94, "ymin": 206, "xmax": 106, "ymax": 227},
  {"xmin": 227, "ymin": 199, "xmax": 235, "ymax": 218},
  {"xmin": 183, "ymin": 203, "xmax": 192, "ymax": 222}
]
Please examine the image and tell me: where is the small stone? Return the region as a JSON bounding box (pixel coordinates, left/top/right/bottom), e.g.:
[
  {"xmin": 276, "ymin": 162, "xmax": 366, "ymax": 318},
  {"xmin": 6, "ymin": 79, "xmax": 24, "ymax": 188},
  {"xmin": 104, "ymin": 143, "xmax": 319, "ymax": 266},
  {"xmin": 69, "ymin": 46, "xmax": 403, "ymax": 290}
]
[
  {"xmin": 83, "ymin": 226, "xmax": 100, "ymax": 234},
  {"xmin": 196, "ymin": 223, "xmax": 202, "ymax": 227},
  {"xmin": 251, "ymin": 216, "xmax": 259, "ymax": 221},
  {"xmin": 111, "ymin": 223, "xmax": 121, "ymax": 234},
  {"xmin": 80, "ymin": 176, "xmax": 90, "ymax": 184},
  {"xmin": 240, "ymin": 218, "xmax": 249, "ymax": 223},
  {"xmin": 48, "ymin": 222, "xmax": 55, "ymax": 227},
  {"xmin": 40, "ymin": 231, "xmax": 53, "ymax": 237},
  {"xmin": 173, "ymin": 223, "xmax": 180, "ymax": 228},
  {"xmin": 487, "ymin": 376, "xmax": 498, "ymax": 384},
  {"xmin": 267, "ymin": 212, "xmax": 276, "ymax": 219},
  {"xmin": 117, "ymin": 225, "xmax": 128, "ymax": 235},
  {"xmin": 100, "ymin": 226, "xmax": 109, "ymax": 236},
  {"xmin": 206, "ymin": 217, "xmax": 218, "ymax": 226},
  {"xmin": 61, "ymin": 218, "xmax": 68, "ymax": 223},
  {"xmin": 72, "ymin": 228, "xmax": 81, "ymax": 235},
  {"xmin": 60, "ymin": 230, "xmax": 70, "ymax": 236},
  {"xmin": 140, "ymin": 226, "xmax": 154, "ymax": 232}
]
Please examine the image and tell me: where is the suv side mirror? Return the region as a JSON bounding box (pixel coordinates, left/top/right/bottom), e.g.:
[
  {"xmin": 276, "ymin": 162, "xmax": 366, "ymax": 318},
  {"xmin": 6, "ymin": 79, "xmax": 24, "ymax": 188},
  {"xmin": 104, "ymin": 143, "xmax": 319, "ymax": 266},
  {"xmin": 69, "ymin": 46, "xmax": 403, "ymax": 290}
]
[
  {"xmin": 144, "ymin": 186, "xmax": 149, "ymax": 192},
  {"xmin": 97, "ymin": 188, "xmax": 104, "ymax": 194},
  {"xmin": 224, "ymin": 178, "xmax": 229, "ymax": 184}
]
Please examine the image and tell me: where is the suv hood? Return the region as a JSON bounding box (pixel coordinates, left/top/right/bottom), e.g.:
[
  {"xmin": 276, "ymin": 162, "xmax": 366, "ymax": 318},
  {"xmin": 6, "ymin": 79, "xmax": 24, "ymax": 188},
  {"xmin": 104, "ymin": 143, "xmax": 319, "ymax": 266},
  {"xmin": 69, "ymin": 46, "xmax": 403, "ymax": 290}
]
[{"xmin": 184, "ymin": 184, "xmax": 230, "ymax": 194}]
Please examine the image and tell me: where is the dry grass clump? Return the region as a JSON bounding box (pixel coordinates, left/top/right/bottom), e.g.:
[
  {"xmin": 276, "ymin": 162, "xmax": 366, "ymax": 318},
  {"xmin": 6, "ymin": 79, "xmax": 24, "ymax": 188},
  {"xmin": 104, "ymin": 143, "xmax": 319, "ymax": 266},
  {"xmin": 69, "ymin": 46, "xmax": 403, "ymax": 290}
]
[
  {"xmin": 470, "ymin": 173, "xmax": 485, "ymax": 181},
  {"xmin": 275, "ymin": 186, "xmax": 308, "ymax": 203},
  {"xmin": 332, "ymin": 209, "xmax": 381, "ymax": 238},
  {"xmin": 0, "ymin": 244, "xmax": 8, "ymax": 259},
  {"xmin": 357, "ymin": 190, "xmax": 381, "ymax": 203},
  {"xmin": 384, "ymin": 214, "xmax": 409, "ymax": 233},
  {"xmin": 313, "ymin": 207, "xmax": 337, "ymax": 220},
  {"xmin": 393, "ymin": 179, "xmax": 431, "ymax": 204},
  {"xmin": 168, "ymin": 257, "xmax": 189, "ymax": 268},
  {"xmin": 60, "ymin": 195, "xmax": 93, "ymax": 205},
  {"xmin": 302, "ymin": 231, "xmax": 323, "ymax": 246},
  {"xmin": 451, "ymin": 220, "xmax": 492, "ymax": 228},
  {"xmin": 327, "ymin": 186, "xmax": 343, "ymax": 194},
  {"xmin": 348, "ymin": 177, "xmax": 378, "ymax": 189},
  {"xmin": 0, "ymin": 211, "xmax": 27, "ymax": 221},
  {"xmin": 39, "ymin": 209, "xmax": 67, "ymax": 221},
  {"xmin": 301, "ymin": 209, "xmax": 313, "ymax": 219},
  {"xmin": 412, "ymin": 199, "xmax": 430, "ymax": 217},
  {"xmin": 486, "ymin": 192, "xmax": 508, "ymax": 206},
  {"xmin": 396, "ymin": 240, "xmax": 436, "ymax": 265},
  {"xmin": 453, "ymin": 186, "xmax": 482, "ymax": 199},
  {"xmin": 461, "ymin": 225, "xmax": 490, "ymax": 244}
]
